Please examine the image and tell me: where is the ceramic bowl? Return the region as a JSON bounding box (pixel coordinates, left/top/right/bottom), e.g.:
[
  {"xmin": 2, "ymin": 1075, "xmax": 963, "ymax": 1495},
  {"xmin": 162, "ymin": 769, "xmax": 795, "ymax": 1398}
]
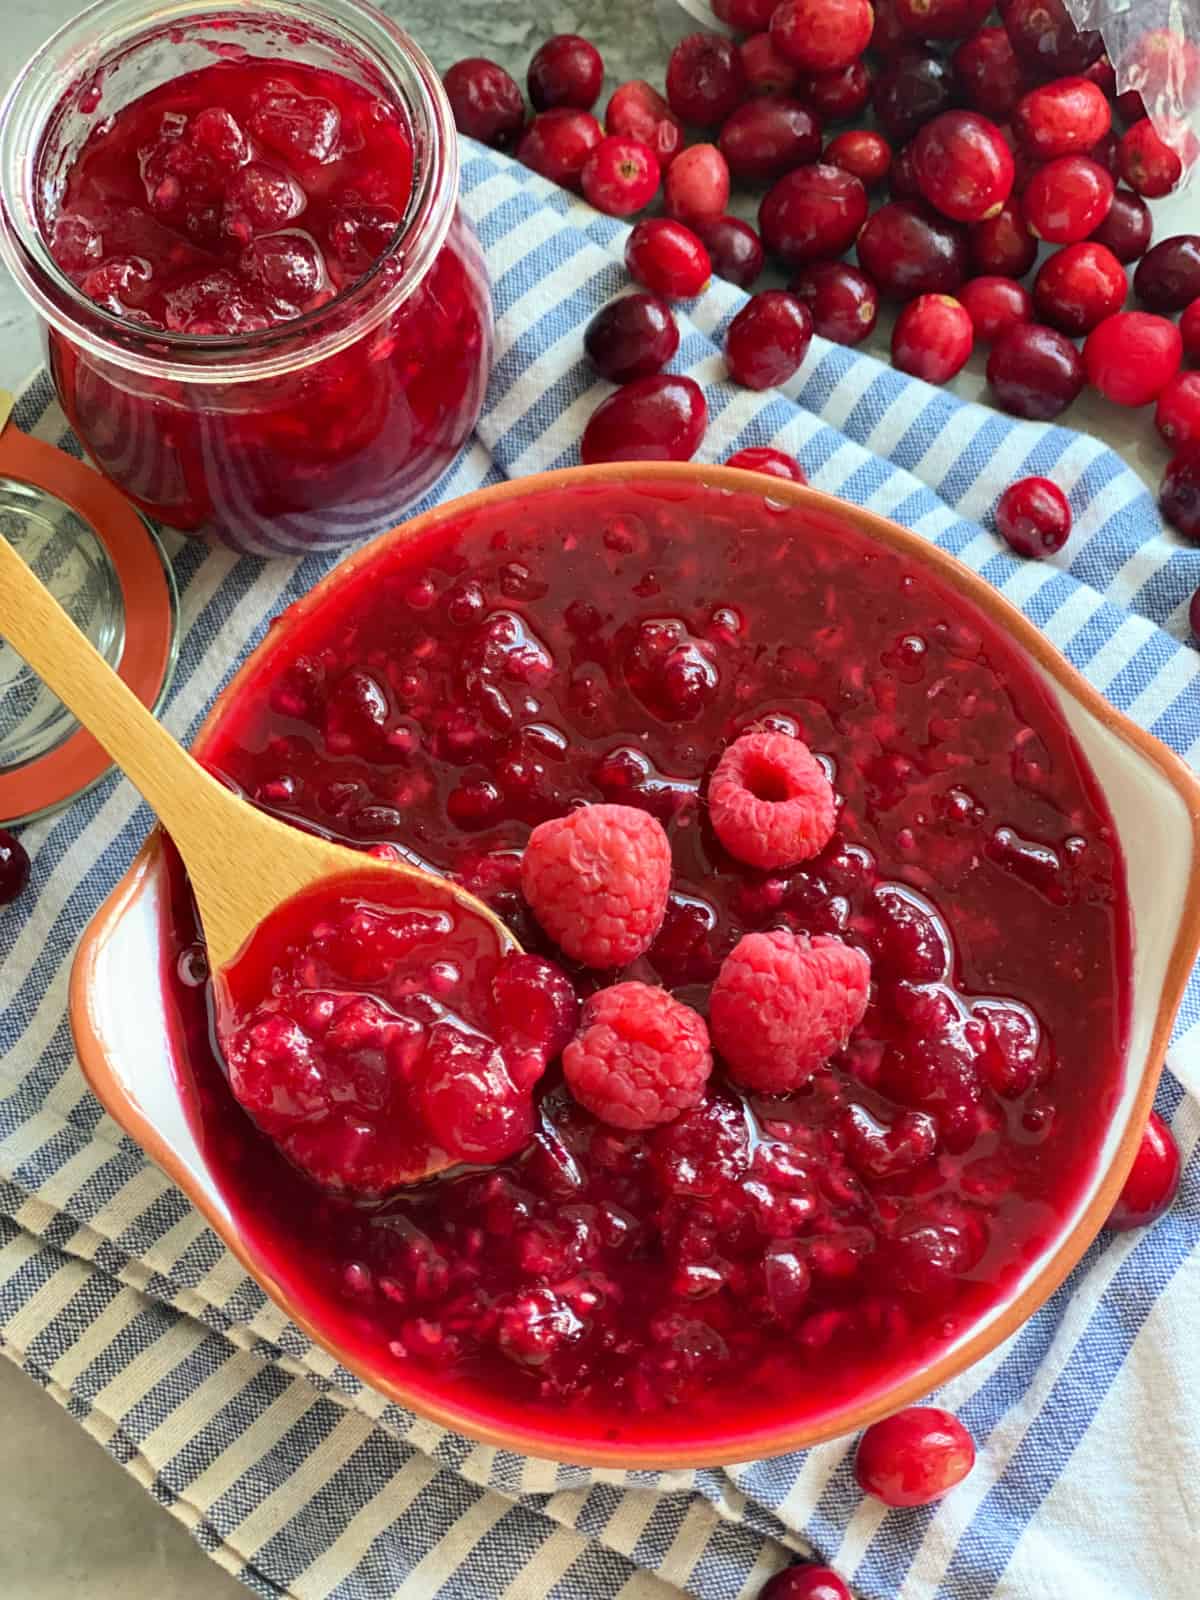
[{"xmin": 70, "ymin": 464, "xmax": 1200, "ymax": 1466}]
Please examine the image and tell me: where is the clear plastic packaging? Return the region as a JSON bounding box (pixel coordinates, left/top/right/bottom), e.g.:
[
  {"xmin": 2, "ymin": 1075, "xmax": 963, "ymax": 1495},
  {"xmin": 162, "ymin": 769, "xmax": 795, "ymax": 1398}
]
[{"xmin": 1067, "ymin": 0, "xmax": 1200, "ymax": 174}]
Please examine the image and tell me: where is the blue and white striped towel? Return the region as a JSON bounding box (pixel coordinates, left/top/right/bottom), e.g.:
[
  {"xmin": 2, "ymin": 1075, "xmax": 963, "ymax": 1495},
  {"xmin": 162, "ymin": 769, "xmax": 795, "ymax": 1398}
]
[{"xmin": 1, "ymin": 139, "xmax": 1198, "ymax": 1600}]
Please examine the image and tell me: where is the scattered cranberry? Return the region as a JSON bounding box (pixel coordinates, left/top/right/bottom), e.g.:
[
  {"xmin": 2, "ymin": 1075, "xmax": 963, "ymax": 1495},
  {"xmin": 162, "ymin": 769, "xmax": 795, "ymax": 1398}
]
[
  {"xmin": 626, "ymin": 218, "xmax": 712, "ymax": 299},
  {"xmin": 1116, "ymin": 89, "xmax": 1146, "ymax": 125},
  {"xmin": 995, "ymin": 476, "xmax": 1072, "ymax": 557},
  {"xmin": 888, "ymin": 142, "xmax": 921, "ymax": 202},
  {"xmin": 726, "ymin": 291, "xmax": 814, "ymax": 390},
  {"xmin": 1084, "ymin": 52, "xmax": 1117, "ymax": 97},
  {"xmin": 516, "ymin": 109, "xmax": 603, "ymax": 190},
  {"xmin": 666, "ymin": 33, "xmax": 747, "ymax": 127},
  {"xmin": 987, "ymin": 322, "xmax": 1085, "ymax": 419},
  {"xmin": 758, "ymin": 1565, "xmax": 852, "ymax": 1600},
  {"xmin": 873, "ymin": 50, "xmax": 956, "ymax": 145},
  {"xmin": 581, "ymin": 137, "xmax": 661, "ymax": 217},
  {"xmin": 1182, "ymin": 298, "xmax": 1200, "ymax": 362},
  {"xmin": 695, "ymin": 216, "xmax": 765, "ymax": 289},
  {"xmin": 969, "ymin": 199, "xmax": 1038, "ymax": 278},
  {"xmin": 584, "ymin": 293, "xmax": 679, "ymax": 382},
  {"xmin": 1107, "ymin": 1110, "xmax": 1182, "ymax": 1229},
  {"xmin": 665, "ymin": 144, "xmax": 731, "ymax": 224},
  {"xmin": 1022, "ymin": 156, "xmax": 1113, "ymax": 244},
  {"xmin": 0, "ymin": 828, "xmax": 30, "ymax": 905},
  {"xmin": 1192, "ymin": 586, "xmax": 1200, "ymax": 640},
  {"xmin": 726, "ymin": 446, "xmax": 807, "ymax": 483},
  {"xmin": 1013, "ymin": 76, "xmax": 1110, "ymax": 161},
  {"xmin": 760, "ymin": 164, "xmax": 869, "ymax": 268},
  {"xmin": 913, "ymin": 110, "xmax": 1015, "ymax": 223},
  {"xmin": 797, "ymin": 61, "xmax": 873, "ymax": 124},
  {"xmin": 713, "ymin": 0, "xmax": 778, "ymax": 27},
  {"xmin": 894, "ymin": 0, "xmax": 992, "ymax": 42},
  {"xmin": 719, "ymin": 99, "xmax": 822, "ymax": 183},
  {"xmin": 1118, "ymin": 119, "xmax": 1183, "ymax": 198},
  {"xmin": 953, "ymin": 27, "xmax": 1026, "ymax": 120},
  {"xmin": 1156, "ymin": 373, "xmax": 1200, "ymax": 453},
  {"xmin": 1161, "ymin": 451, "xmax": 1200, "ymax": 539},
  {"xmin": 999, "ymin": 0, "xmax": 1104, "ymax": 76},
  {"xmin": 892, "ymin": 294, "xmax": 974, "ymax": 383},
  {"xmin": 528, "ymin": 35, "xmax": 603, "ymax": 113},
  {"xmin": 857, "ymin": 201, "xmax": 968, "ymax": 300},
  {"xmin": 771, "ymin": 0, "xmax": 874, "ymax": 72},
  {"xmin": 855, "ymin": 1406, "xmax": 976, "ymax": 1506},
  {"xmin": 1088, "ymin": 128, "xmax": 1120, "ymax": 180},
  {"xmin": 1089, "ymin": 188, "xmax": 1153, "ymax": 265},
  {"xmin": 740, "ymin": 32, "xmax": 802, "ymax": 98},
  {"xmin": 1034, "ymin": 242, "xmax": 1126, "ymax": 337},
  {"xmin": 581, "ymin": 376, "xmax": 708, "ymax": 464},
  {"xmin": 1134, "ymin": 235, "xmax": 1200, "ymax": 314},
  {"xmin": 606, "ymin": 81, "xmax": 685, "ymax": 169},
  {"xmin": 825, "ymin": 129, "xmax": 892, "ymax": 188},
  {"xmin": 443, "ymin": 59, "xmax": 525, "ymax": 149},
  {"xmin": 792, "ymin": 261, "xmax": 879, "ymax": 345},
  {"xmin": 1084, "ymin": 311, "xmax": 1183, "ymax": 407},
  {"xmin": 959, "ymin": 275, "xmax": 1033, "ymax": 344}
]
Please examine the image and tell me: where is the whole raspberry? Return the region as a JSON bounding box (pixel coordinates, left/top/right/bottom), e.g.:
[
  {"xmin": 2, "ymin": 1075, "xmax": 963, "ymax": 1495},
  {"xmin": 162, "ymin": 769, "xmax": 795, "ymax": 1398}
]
[
  {"xmin": 710, "ymin": 929, "xmax": 870, "ymax": 1092},
  {"xmin": 521, "ymin": 803, "xmax": 672, "ymax": 968},
  {"xmin": 563, "ymin": 981, "xmax": 713, "ymax": 1129},
  {"xmin": 708, "ymin": 730, "xmax": 836, "ymax": 869}
]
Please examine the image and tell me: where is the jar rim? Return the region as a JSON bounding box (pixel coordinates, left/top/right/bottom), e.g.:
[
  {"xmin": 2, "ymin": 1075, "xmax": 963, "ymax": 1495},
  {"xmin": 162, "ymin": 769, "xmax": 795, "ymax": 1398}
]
[{"xmin": 0, "ymin": 0, "xmax": 459, "ymax": 385}]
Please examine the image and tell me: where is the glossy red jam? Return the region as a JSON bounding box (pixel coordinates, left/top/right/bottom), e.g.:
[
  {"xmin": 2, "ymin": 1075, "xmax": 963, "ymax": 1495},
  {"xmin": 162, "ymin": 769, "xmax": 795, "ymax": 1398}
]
[{"xmin": 169, "ymin": 479, "xmax": 1130, "ymax": 1444}]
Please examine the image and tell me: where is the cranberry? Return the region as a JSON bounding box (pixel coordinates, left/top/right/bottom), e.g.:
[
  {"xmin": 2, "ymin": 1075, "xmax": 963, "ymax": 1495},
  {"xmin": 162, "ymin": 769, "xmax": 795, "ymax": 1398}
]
[
  {"xmin": 825, "ymin": 129, "xmax": 892, "ymax": 188},
  {"xmin": 888, "ymin": 143, "xmax": 921, "ymax": 201},
  {"xmin": 871, "ymin": 0, "xmax": 910, "ymax": 54},
  {"xmin": 516, "ymin": 110, "xmax": 603, "ymax": 190},
  {"xmin": 891, "ymin": 293, "xmax": 974, "ymax": 383},
  {"xmin": 1084, "ymin": 53, "xmax": 1117, "ymax": 96},
  {"xmin": 759, "ymin": 164, "xmax": 869, "ymax": 268},
  {"xmin": 797, "ymin": 61, "xmax": 873, "ymax": 124},
  {"xmin": 443, "ymin": 59, "xmax": 526, "ymax": 149},
  {"xmin": 665, "ymin": 144, "xmax": 731, "ymax": 225},
  {"xmin": 987, "ymin": 322, "xmax": 1085, "ymax": 419},
  {"xmin": 792, "ymin": 261, "xmax": 879, "ymax": 345},
  {"xmin": 1107, "ymin": 1110, "xmax": 1182, "ymax": 1229},
  {"xmin": 758, "ymin": 1566, "xmax": 852, "ymax": 1600},
  {"xmin": 894, "ymin": 0, "xmax": 992, "ymax": 41},
  {"xmin": 1034, "ymin": 242, "xmax": 1126, "ymax": 336},
  {"xmin": 0, "ymin": 828, "xmax": 31, "ymax": 905},
  {"xmin": 913, "ymin": 110, "xmax": 1015, "ymax": 223},
  {"xmin": 1118, "ymin": 119, "xmax": 1183, "ymax": 198},
  {"xmin": 1192, "ymin": 586, "xmax": 1200, "ymax": 641},
  {"xmin": 1134, "ymin": 235, "xmax": 1200, "ymax": 314},
  {"xmin": 969, "ymin": 199, "xmax": 1038, "ymax": 278},
  {"xmin": 1156, "ymin": 374, "xmax": 1200, "ymax": 452},
  {"xmin": 873, "ymin": 50, "xmax": 957, "ymax": 145},
  {"xmin": 995, "ymin": 475, "xmax": 1072, "ymax": 557},
  {"xmin": 581, "ymin": 137, "xmax": 661, "ymax": 217},
  {"xmin": 585, "ymin": 294, "xmax": 679, "ymax": 382},
  {"xmin": 1022, "ymin": 156, "xmax": 1113, "ymax": 244},
  {"xmin": 740, "ymin": 33, "xmax": 802, "ymax": 98},
  {"xmin": 527, "ymin": 35, "xmax": 604, "ymax": 113},
  {"xmin": 725, "ymin": 446, "xmax": 807, "ymax": 483},
  {"xmin": 581, "ymin": 376, "xmax": 708, "ymax": 464},
  {"xmin": 726, "ymin": 291, "xmax": 814, "ymax": 389},
  {"xmin": 953, "ymin": 27, "xmax": 1026, "ymax": 120},
  {"xmin": 1116, "ymin": 90, "xmax": 1146, "ymax": 125},
  {"xmin": 695, "ymin": 217, "xmax": 765, "ymax": 289},
  {"xmin": 719, "ymin": 99, "xmax": 822, "ymax": 183},
  {"xmin": 1161, "ymin": 451, "xmax": 1200, "ymax": 539},
  {"xmin": 959, "ymin": 275, "xmax": 1032, "ymax": 344},
  {"xmin": 855, "ymin": 1407, "xmax": 976, "ymax": 1506},
  {"xmin": 1083, "ymin": 311, "xmax": 1183, "ymax": 407},
  {"xmin": 771, "ymin": 0, "xmax": 873, "ymax": 71},
  {"xmin": 713, "ymin": 0, "xmax": 777, "ymax": 26},
  {"xmin": 666, "ymin": 33, "xmax": 747, "ymax": 127},
  {"xmin": 857, "ymin": 202, "xmax": 968, "ymax": 300},
  {"xmin": 1183, "ymin": 298, "xmax": 1200, "ymax": 363},
  {"xmin": 1088, "ymin": 129, "xmax": 1120, "ymax": 180},
  {"xmin": 605, "ymin": 81, "xmax": 685, "ymax": 169},
  {"xmin": 1013, "ymin": 77, "xmax": 1110, "ymax": 161},
  {"xmin": 626, "ymin": 218, "xmax": 712, "ymax": 299},
  {"xmin": 1089, "ymin": 189, "xmax": 1153, "ymax": 265},
  {"xmin": 999, "ymin": 0, "xmax": 1104, "ymax": 76}
]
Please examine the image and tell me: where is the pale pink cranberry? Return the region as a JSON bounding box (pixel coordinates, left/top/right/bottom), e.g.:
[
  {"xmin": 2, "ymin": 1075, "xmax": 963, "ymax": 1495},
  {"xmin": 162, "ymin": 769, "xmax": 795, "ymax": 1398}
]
[
  {"xmin": 665, "ymin": 144, "xmax": 731, "ymax": 224},
  {"xmin": 666, "ymin": 33, "xmax": 747, "ymax": 127},
  {"xmin": 758, "ymin": 1565, "xmax": 852, "ymax": 1600},
  {"xmin": 792, "ymin": 261, "xmax": 879, "ymax": 345},
  {"xmin": 1034, "ymin": 241, "xmax": 1126, "ymax": 336},
  {"xmin": 516, "ymin": 109, "xmax": 603, "ymax": 190},
  {"xmin": 581, "ymin": 376, "xmax": 708, "ymax": 464},
  {"xmin": 1022, "ymin": 156, "xmax": 1114, "ymax": 244},
  {"xmin": 995, "ymin": 476, "xmax": 1072, "ymax": 557},
  {"xmin": 891, "ymin": 293, "xmax": 974, "ymax": 382},
  {"xmin": 718, "ymin": 99, "xmax": 821, "ymax": 183},
  {"xmin": 605, "ymin": 81, "xmax": 685, "ymax": 168},
  {"xmin": 1013, "ymin": 76, "xmax": 1111, "ymax": 160},
  {"xmin": 759, "ymin": 164, "xmax": 868, "ymax": 268},
  {"xmin": 726, "ymin": 291, "xmax": 814, "ymax": 389},
  {"xmin": 824, "ymin": 129, "xmax": 892, "ymax": 188},
  {"xmin": 740, "ymin": 32, "xmax": 802, "ymax": 98},
  {"xmin": 913, "ymin": 110, "xmax": 1015, "ymax": 223},
  {"xmin": 1090, "ymin": 189, "xmax": 1153, "ymax": 265},
  {"xmin": 527, "ymin": 34, "xmax": 604, "ymax": 113},
  {"xmin": 771, "ymin": 0, "xmax": 874, "ymax": 72},
  {"xmin": 1118, "ymin": 119, "xmax": 1183, "ymax": 198},
  {"xmin": 626, "ymin": 217, "xmax": 712, "ymax": 299},
  {"xmin": 1083, "ymin": 311, "xmax": 1183, "ymax": 406},
  {"xmin": 953, "ymin": 27, "xmax": 1026, "ymax": 120},
  {"xmin": 443, "ymin": 59, "xmax": 526, "ymax": 149},
  {"xmin": 581, "ymin": 137, "xmax": 661, "ymax": 216},
  {"xmin": 959, "ymin": 275, "xmax": 1032, "ymax": 344},
  {"xmin": 1107, "ymin": 1110, "xmax": 1182, "ymax": 1229},
  {"xmin": 694, "ymin": 216, "xmax": 765, "ymax": 289},
  {"xmin": 855, "ymin": 1406, "xmax": 976, "ymax": 1506}
]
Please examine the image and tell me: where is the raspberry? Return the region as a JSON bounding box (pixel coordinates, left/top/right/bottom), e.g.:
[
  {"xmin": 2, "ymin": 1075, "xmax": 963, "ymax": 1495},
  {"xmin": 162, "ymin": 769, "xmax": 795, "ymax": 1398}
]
[
  {"xmin": 710, "ymin": 929, "xmax": 871, "ymax": 1092},
  {"xmin": 520, "ymin": 803, "xmax": 672, "ymax": 968},
  {"xmin": 708, "ymin": 730, "xmax": 836, "ymax": 869},
  {"xmin": 562, "ymin": 982, "xmax": 712, "ymax": 1129}
]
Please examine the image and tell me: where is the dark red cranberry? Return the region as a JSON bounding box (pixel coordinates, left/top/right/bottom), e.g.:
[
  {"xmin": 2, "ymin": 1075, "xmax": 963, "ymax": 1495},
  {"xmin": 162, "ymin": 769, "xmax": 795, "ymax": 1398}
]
[
  {"xmin": 726, "ymin": 291, "xmax": 814, "ymax": 389},
  {"xmin": 605, "ymin": 81, "xmax": 685, "ymax": 169},
  {"xmin": 987, "ymin": 322, "xmax": 1085, "ymax": 419},
  {"xmin": 969, "ymin": 199, "xmax": 1038, "ymax": 277},
  {"xmin": 759, "ymin": 1565, "xmax": 852, "ymax": 1600},
  {"xmin": 1134, "ymin": 235, "xmax": 1200, "ymax": 314},
  {"xmin": 953, "ymin": 27, "xmax": 1025, "ymax": 120},
  {"xmin": 665, "ymin": 145, "xmax": 731, "ymax": 224},
  {"xmin": 1191, "ymin": 585, "xmax": 1200, "ymax": 640},
  {"xmin": 528, "ymin": 35, "xmax": 604, "ymax": 113},
  {"xmin": 1182, "ymin": 298, "xmax": 1200, "ymax": 362},
  {"xmin": 959, "ymin": 275, "xmax": 1032, "ymax": 344},
  {"xmin": 516, "ymin": 110, "xmax": 603, "ymax": 190},
  {"xmin": 1084, "ymin": 311, "xmax": 1183, "ymax": 406},
  {"xmin": 0, "ymin": 828, "xmax": 31, "ymax": 905},
  {"xmin": 912, "ymin": 110, "xmax": 1015, "ymax": 223},
  {"xmin": 1084, "ymin": 52, "xmax": 1117, "ymax": 95},
  {"xmin": 713, "ymin": 0, "xmax": 777, "ymax": 26},
  {"xmin": 760, "ymin": 164, "xmax": 869, "ymax": 268},
  {"xmin": 1116, "ymin": 89, "xmax": 1147, "ymax": 125},
  {"xmin": 892, "ymin": 293, "xmax": 974, "ymax": 382},
  {"xmin": 999, "ymin": 0, "xmax": 1104, "ymax": 76},
  {"xmin": 666, "ymin": 33, "xmax": 747, "ymax": 127},
  {"xmin": 581, "ymin": 137, "xmax": 661, "ymax": 216},
  {"xmin": 796, "ymin": 61, "xmax": 873, "ymax": 123},
  {"xmin": 1107, "ymin": 1110, "xmax": 1182, "ymax": 1229},
  {"xmin": 873, "ymin": 50, "xmax": 957, "ymax": 145},
  {"xmin": 1089, "ymin": 189, "xmax": 1153, "ymax": 264},
  {"xmin": 1118, "ymin": 119, "xmax": 1183, "ymax": 198},
  {"xmin": 626, "ymin": 218, "xmax": 712, "ymax": 299},
  {"xmin": 824, "ymin": 129, "xmax": 892, "ymax": 187},
  {"xmin": 855, "ymin": 1407, "xmax": 976, "ymax": 1506},
  {"xmin": 740, "ymin": 33, "xmax": 802, "ymax": 98},
  {"xmin": 1022, "ymin": 156, "xmax": 1113, "ymax": 244},
  {"xmin": 694, "ymin": 216, "xmax": 766, "ymax": 288},
  {"xmin": 725, "ymin": 446, "xmax": 808, "ymax": 483},
  {"xmin": 871, "ymin": 0, "xmax": 910, "ymax": 55},
  {"xmin": 770, "ymin": 0, "xmax": 874, "ymax": 71},
  {"xmin": 894, "ymin": 0, "xmax": 992, "ymax": 42},
  {"xmin": 1088, "ymin": 129, "xmax": 1120, "ymax": 179},
  {"xmin": 443, "ymin": 59, "xmax": 526, "ymax": 150},
  {"xmin": 1161, "ymin": 450, "xmax": 1200, "ymax": 539},
  {"xmin": 1034, "ymin": 242, "xmax": 1126, "ymax": 336},
  {"xmin": 995, "ymin": 475, "xmax": 1072, "ymax": 557},
  {"xmin": 792, "ymin": 261, "xmax": 880, "ymax": 345},
  {"xmin": 585, "ymin": 294, "xmax": 680, "ymax": 382},
  {"xmin": 718, "ymin": 99, "xmax": 822, "ymax": 182},
  {"xmin": 888, "ymin": 143, "xmax": 921, "ymax": 201},
  {"xmin": 857, "ymin": 202, "xmax": 968, "ymax": 300},
  {"xmin": 581, "ymin": 376, "xmax": 708, "ymax": 464},
  {"xmin": 1156, "ymin": 373, "xmax": 1200, "ymax": 452},
  {"xmin": 1013, "ymin": 77, "xmax": 1110, "ymax": 161}
]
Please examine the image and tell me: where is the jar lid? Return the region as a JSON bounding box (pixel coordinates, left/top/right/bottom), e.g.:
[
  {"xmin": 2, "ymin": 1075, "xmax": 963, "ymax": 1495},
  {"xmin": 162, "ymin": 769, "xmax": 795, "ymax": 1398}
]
[{"xmin": 0, "ymin": 393, "xmax": 178, "ymax": 825}]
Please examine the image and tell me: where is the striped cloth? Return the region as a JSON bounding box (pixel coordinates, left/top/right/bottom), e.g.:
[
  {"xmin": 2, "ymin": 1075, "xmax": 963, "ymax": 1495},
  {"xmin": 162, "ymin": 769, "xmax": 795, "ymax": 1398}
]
[{"xmin": 2, "ymin": 140, "xmax": 1199, "ymax": 1600}]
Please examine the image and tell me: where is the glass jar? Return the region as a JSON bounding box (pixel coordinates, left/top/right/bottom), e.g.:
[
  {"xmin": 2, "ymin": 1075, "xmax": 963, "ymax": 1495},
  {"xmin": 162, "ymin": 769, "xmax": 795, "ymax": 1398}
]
[{"xmin": 0, "ymin": 0, "xmax": 493, "ymax": 556}]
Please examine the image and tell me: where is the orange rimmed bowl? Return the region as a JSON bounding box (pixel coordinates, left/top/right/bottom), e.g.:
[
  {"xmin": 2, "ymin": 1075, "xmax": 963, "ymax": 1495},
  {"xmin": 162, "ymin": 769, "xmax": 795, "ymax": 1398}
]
[{"xmin": 70, "ymin": 463, "xmax": 1200, "ymax": 1467}]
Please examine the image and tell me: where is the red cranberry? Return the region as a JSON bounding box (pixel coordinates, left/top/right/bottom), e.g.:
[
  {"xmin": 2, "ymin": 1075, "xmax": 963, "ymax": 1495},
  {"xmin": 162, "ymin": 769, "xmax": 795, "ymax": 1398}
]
[
  {"xmin": 969, "ymin": 199, "xmax": 1038, "ymax": 278},
  {"xmin": 759, "ymin": 1565, "xmax": 852, "ymax": 1600},
  {"xmin": 1118, "ymin": 119, "xmax": 1183, "ymax": 198},
  {"xmin": 665, "ymin": 144, "xmax": 731, "ymax": 224},
  {"xmin": 1013, "ymin": 76, "xmax": 1110, "ymax": 161},
  {"xmin": 792, "ymin": 261, "xmax": 879, "ymax": 344},
  {"xmin": 888, "ymin": 143, "xmax": 921, "ymax": 202},
  {"xmin": 913, "ymin": 110, "xmax": 1015, "ymax": 223},
  {"xmin": 1084, "ymin": 311, "xmax": 1183, "ymax": 407},
  {"xmin": 770, "ymin": 0, "xmax": 874, "ymax": 72},
  {"xmin": 855, "ymin": 1407, "xmax": 976, "ymax": 1506},
  {"xmin": 825, "ymin": 129, "xmax": 892, "ymax": 188},
  {"xmin": 873, "ymin": 51, "xmax": 957, "ymax": 147},
  {"xmin": 797, "ymin": 61, "xmax": 873, "ymax": 124},
  {"xmin": 516, "ymin": 110, "xmax": 603, "ymax": 190},
  {"xmin": 585, "ymin": 294, "xmax": 680, "ymax": 382},
  {"xmin": 760, "ymin": 164, "xmax": 869, "ymax": 268},
  {"xmin": 953, "ymin": 27, "xmax": 1026, "ymax": 120},
  {"xmin": 713, "ymin": 0, "xmax": 777, "ymax": 26},
  {"xmin": 581, "ymin": 376, "xmax": 708, "ymax": 464},
  {"xmin": 894, "ymin": 0, "xmax": 992, "ymax": 41},
  {"xmin": 581, "ymin": 137, "xmax": 661, "ymax": 217},
  {"xmin": 1022, "ymin": 156, "xmax": 1113, "ymax": 244},
  {"xmin": 987, "ymin": 322, "xmax": 1085, "ymax": 419},
  {"xmin": 1034, "ymin": 242, "xmax": 1126, "ymax": 337},
  {"xmin": 626, "ymin": 218, "xmax": 712, "ymax": 299},
  {"xmin": 857, "ymin": 202, "xmax": 968, "ymax": 300},
  {"xmin": 443, "ymin": 59, "xmax": 526, "ymax": 149},
  {"xmin": 606, "ymin": 81, "xmax": 685, "ymax": 169},
  {"xmin": 719, "ymin": 99, "xmax": 822, "ymax": 182},
  {"xmin": 1182, "ymin": 298, "xmax": 1200, "ymax": 362},
  {"xmin": 995, "ymin": 475, "xmax": 1072, "ymax": 557},
  {"xmin": 666, "ymin": 33, "xmax": 747, "ymax": 127},
  {"xmin": 1134, "ymin": 235, "xmax": 1200, "ymax": 314},
  {"xmin": 1089, "ymin": 188, "xmax": 1153, "ymax": 265},
  {"xmin": 999, "ymin": 0, "xmax": 1104, "ymax": 76},
  {"xmin": 1107, "ymin": 1110, "xmax": 1182, "ymax": 1229},
  {"xmin": 1161, "ymin": 451, "xmax": 1200, "ymax": 539},
  {"xmin": 740, "ymin": 33, "xmax": 802, "ymax": 98},
  {"xmin": 1116, "ymin": 89, "xmax": 1146, "ymax": 125},
  {"xmin": 528, "ymin": 35, "xmax": 604, "ymax": 113},
  {"xmin": 871, "ymin": 0, "xmax": 910, "ymax": 54},
  {"xmin": 726, "ymin": 446, "xmax": 807, "ymax": 483},
  {"xmin": 694, "ymin": 216, "xmax": 765, "ymax": 288},
  {"xmin": 1084, "ymin": 52, "xmax": 1117, "ymax": 96},
  {"xmin": 891, "ymin": 293, "xmax": 974, "ymax": 382},
  {"xmin": 0, "ymin": 828, "xmax": 31, "ymax": 905},
  {"xmin": 959, "ymin": 275, "xmax": 1032, "ymax": 344},
  {"xmin": 726, "ymin": 291, "xmax": 814, "ymax": 389},
  {"xmin": 1156, "ymin": 373, "xmax": 1200, "ymax": 452},
  {"xmin": 1088, "ymin": 129, "xmax": 1120, "ymax": 180}
]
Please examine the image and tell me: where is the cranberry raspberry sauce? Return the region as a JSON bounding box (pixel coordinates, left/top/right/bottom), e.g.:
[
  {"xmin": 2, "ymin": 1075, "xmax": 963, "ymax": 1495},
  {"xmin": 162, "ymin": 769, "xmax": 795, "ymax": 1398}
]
[{"xmin": 169, "ymin": 479, "xmax": 1130, "ymax": 1444}]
